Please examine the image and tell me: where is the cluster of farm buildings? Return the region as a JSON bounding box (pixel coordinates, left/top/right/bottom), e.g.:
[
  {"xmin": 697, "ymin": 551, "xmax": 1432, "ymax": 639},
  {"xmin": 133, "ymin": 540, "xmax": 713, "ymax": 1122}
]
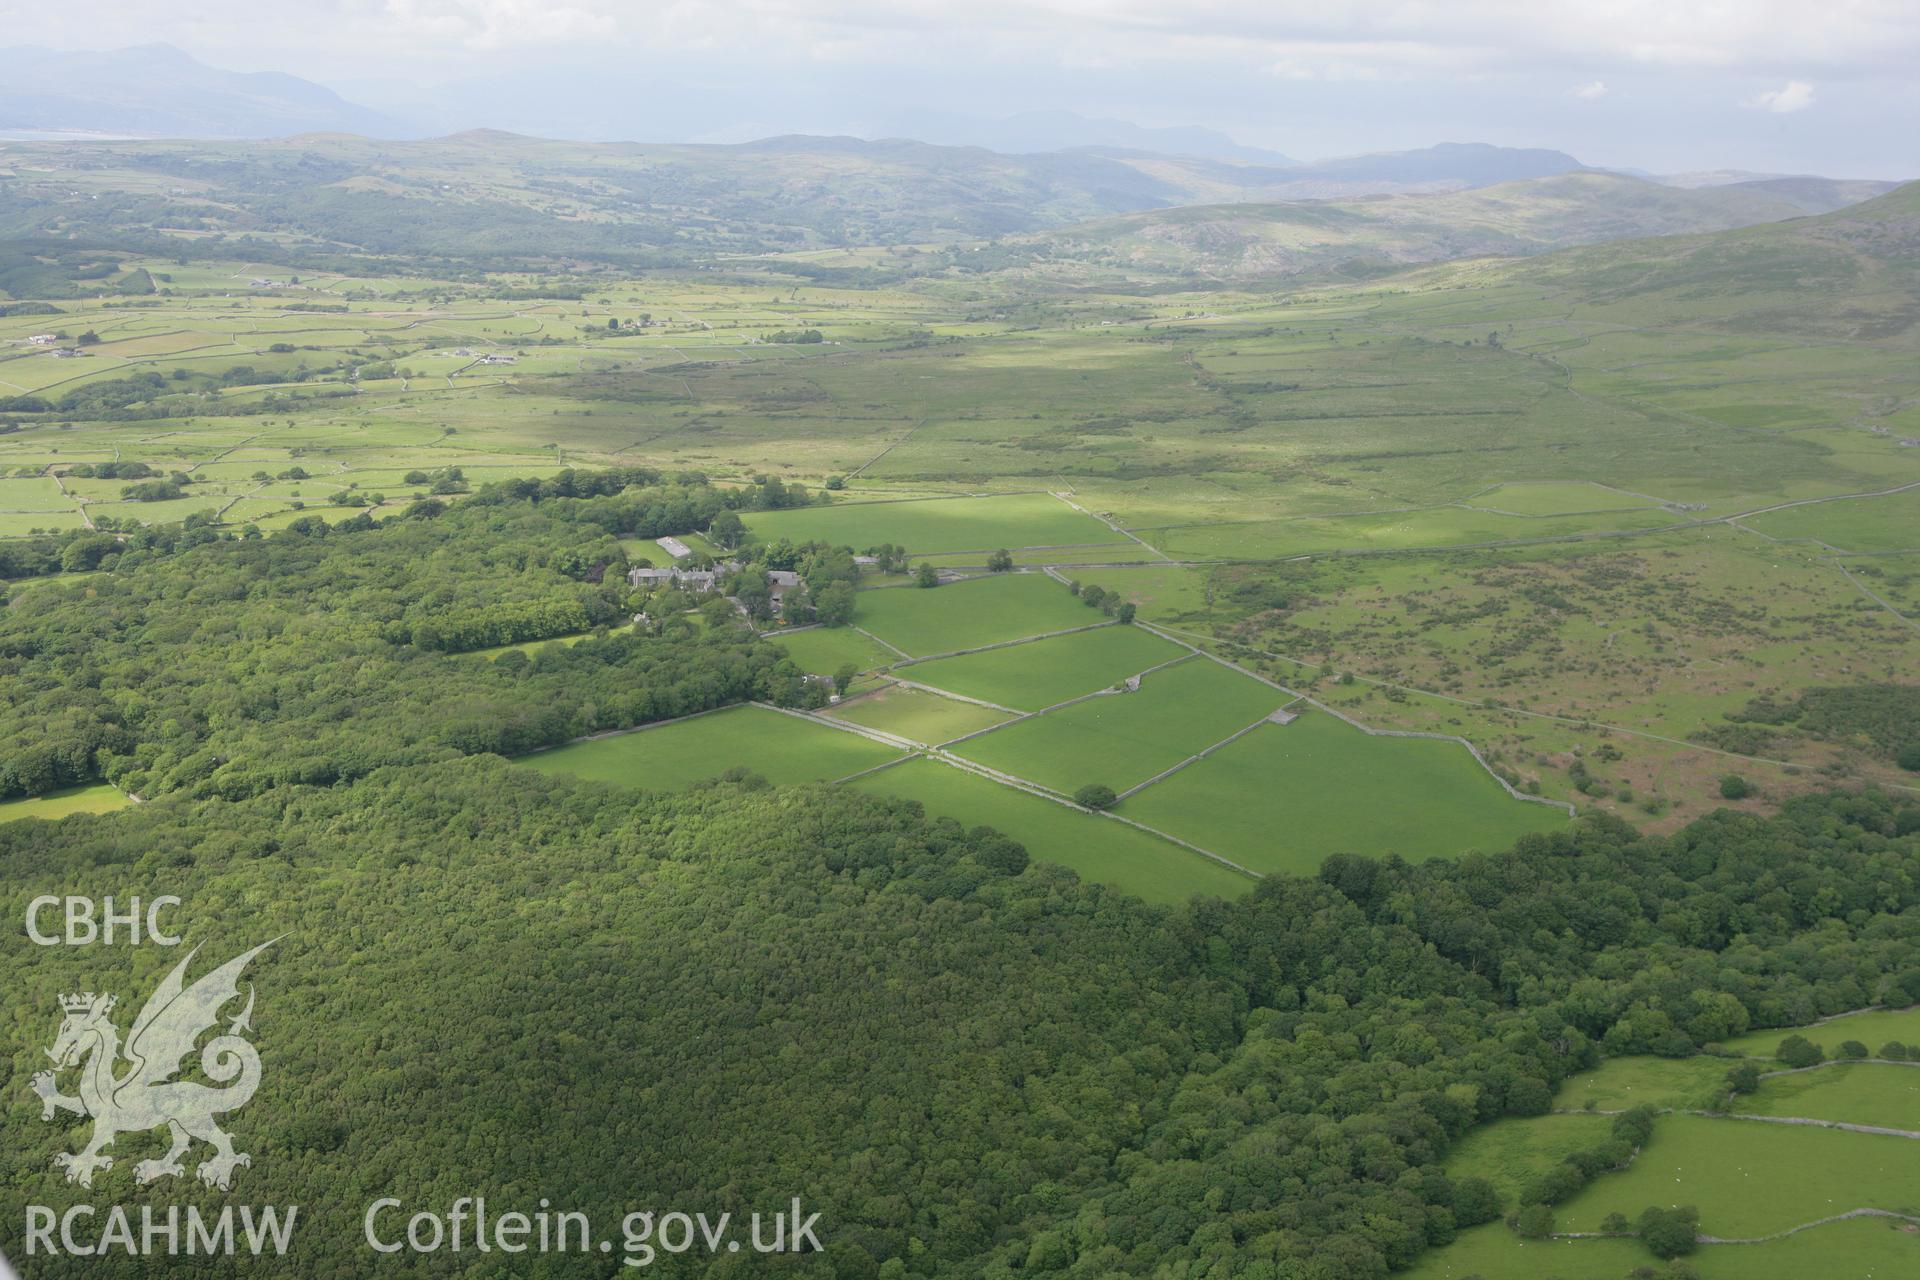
[{"xmin": 627, "ymin": 535, "xmax": 855, "ymax": 620}]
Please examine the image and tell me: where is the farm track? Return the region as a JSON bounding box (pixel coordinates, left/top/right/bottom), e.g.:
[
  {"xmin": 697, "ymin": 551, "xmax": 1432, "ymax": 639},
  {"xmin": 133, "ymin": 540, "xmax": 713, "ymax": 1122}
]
[
  {"xmin": 789, "ymin": 597, "xmax": 1585, "ymax": 860},
  {"xmin": 928, "ymin": 651, "xmax": 1199, "ymax": 747},
  {"xmin": 850, "ymin": 624, "xmax": 912, "ymax": 660},
  {"xmin": 49, "ymin": 471, "xmax": 93, "ymax": 530},
  {"xmin": 763, "ymin": 638, "xmax": 1266, "ymax": 882},
  {"xmin": 1696, "ymin": 1207, "xmax": 1920, "ymax": 1245},
  {"xmin": 1554, "ymin": 1207, "xmax": 1920, "ymax": 1246},
  {"xmin": 847, "ymin": 416, "xmax": 928, "ymax": 478},
  {"xmin": 1113, "ymin": 708, "xmax": 1291, "ymax": 802},
  {"xmin": 889, "ymin": 618, "xmax": 1119, "ymax": 667},
  {"xmin": 1051, "ymin": 490, "xmax": 1172, "ymax": 562}
]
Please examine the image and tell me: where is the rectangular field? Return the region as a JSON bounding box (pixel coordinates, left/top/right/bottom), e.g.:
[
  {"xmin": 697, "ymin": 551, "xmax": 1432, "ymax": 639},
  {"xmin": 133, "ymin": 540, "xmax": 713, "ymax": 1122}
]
[
  {"xmin": 0, "ymin": 784, "xmax": 134, "ymax": 825},
  {"xmin": 899, "ymin": 624, "xmax": 1187, "ymax": 712},
  {"xmin": 853, "ymin": 573, "xmax": 1096, "ymax": 655},
  {"xmin": 1557, "ymin": 1114, "xmax": 1920, "ymax": 1237},
  {"xmin": 771, "ymin": 625, "xmax": 899, "ymax": 676},
  {"xmin": 1557, "ymin": 1054, "xmax": 1731, "ymax": 1113},
  {"xmin": 1744, "ymin": 488, "xmax": 1920, "ymax": 552},
  {"xmin": 1401, "ymin": 1214, "xmax": 1920, "ymax": 1280},
  {"xmin": 826, "ymin": 685, "xmax": 1014, "ymax": 744},
  {"xmin": 742, "ymin": 493, "xmax": 1130, "ymax": 555},
  {"xmin": 1145, "ymin": 505, "xmax": 1680, "ymax": 560},
  {"xmin": 0, "ymin": 476, "xmax": 72, "ymax": 510},
  {"xmin": 849, "ymin": 757, "xmax": 1254, "ymax": 903},
  {"xmin": 0, "ymin": 509, "xmax": 89, "ymax": 536},
  {"xmin": 1717, "ymin": 1007, "xmax": 1920, "ymax": 1059},
  {"xmin": 1738, "ymin": 1062, "xmax": 1920, "ymax": 1129},
  {"xmin": 954, "ymin": 657, "xmax": 1287, "ymax": 794},
  {"xmin": 1442, "ymin": 1112, "xmax": 1618, "ymax": 1205},
  {"xmin": 521, "ymin": 704, "xmax": 903, "ymax": 790},
  {"xmin": 1467, "ymin": 481, "xmax": 1665, "ymax": 515},
  {"xmin": 1119, "ymin": 712, "xmax": 1568, "ymax": 874}
]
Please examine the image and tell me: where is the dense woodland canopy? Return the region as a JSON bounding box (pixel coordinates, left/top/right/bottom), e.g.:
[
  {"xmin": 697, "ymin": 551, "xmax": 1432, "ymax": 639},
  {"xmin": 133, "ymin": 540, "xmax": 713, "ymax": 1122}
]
[
  {"xmin": 0, "ymin": 470, "xmax": 826, "ymax": 801},
  {"xmin": 2, "ymin": 763, "xmax": 1915, "ymax": 1277},
  {"xmin": 1, "ymin": 471, "xmax": 1916, "ymax": 1278}
]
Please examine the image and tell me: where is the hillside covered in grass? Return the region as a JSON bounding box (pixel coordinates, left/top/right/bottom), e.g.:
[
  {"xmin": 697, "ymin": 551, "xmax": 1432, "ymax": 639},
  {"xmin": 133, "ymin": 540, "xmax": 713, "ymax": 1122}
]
[
  {"xmin": 1455, "ymin": 179, "xmax": 1920, "ymax": 340},
  {"xmin": 970, "ymin": 172, "xmax": 1897, "ymax": 283}
]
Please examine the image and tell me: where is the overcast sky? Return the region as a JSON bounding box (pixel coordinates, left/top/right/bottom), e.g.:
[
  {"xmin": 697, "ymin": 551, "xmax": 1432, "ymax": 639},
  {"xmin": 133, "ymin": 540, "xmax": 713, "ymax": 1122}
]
[{"xmin": 9, "ymin": 1, "xmax": 1919, "ymax": 175}]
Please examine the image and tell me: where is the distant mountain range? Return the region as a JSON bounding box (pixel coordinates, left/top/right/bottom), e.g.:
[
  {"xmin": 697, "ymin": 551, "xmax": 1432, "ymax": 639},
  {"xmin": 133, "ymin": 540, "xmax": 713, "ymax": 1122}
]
[
  {"xmin": 0, "ymin": 44, "xmax": 1613, "ymax": 192},
  {"xmin": 0, "ymin": 44, "xmax": 402, "ymax": 139},
  {"xmin": 0, "ymin": 127, "xmax": 1899, "ymax": 272},
  {"xmin": 987, "ymin": 171, "xmax": 1903, "ymax": 282},
  {"xmin": 4, "ymin": 43, "xmax": 1898, "ymax": 220},
  {"xmin": 1253, "ymin": 142, "xmax": 1589, "ymax": 197},
  {"xmin": 0, "ymin": 45, "xmax": 1904, "ymax": 281},
  {"xmin": 865, "ymin": 110, "xmax": 1299, "ymax": 165}
]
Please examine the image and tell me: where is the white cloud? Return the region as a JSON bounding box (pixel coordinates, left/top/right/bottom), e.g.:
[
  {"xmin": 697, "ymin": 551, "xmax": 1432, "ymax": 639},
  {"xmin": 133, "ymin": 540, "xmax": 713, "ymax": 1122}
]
[
  {"xmin": 1572, "ymin": 80, "xmax": 1608, "ymax": 99},
  {"xmin": 374, "ymin": 0, "xmax": 620, "ymax": 50},
  {"xmin": 8, "ymin": 2, "xmax": 1919, "ymax": 78},
  {"xmin": 1749, "ymin": 80, "xmax": 1816, "ymax": 113}
]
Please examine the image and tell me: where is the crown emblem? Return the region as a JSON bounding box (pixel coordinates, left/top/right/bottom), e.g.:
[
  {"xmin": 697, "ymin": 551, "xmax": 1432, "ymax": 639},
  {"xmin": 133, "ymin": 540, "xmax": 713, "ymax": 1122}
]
[{"xmin": 60, "ymin": 992, "xmax": 115, "ymax": 1015}]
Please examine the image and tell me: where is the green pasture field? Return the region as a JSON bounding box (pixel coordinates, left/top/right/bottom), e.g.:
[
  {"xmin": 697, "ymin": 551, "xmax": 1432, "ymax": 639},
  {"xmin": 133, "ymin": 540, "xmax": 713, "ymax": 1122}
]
[
  {"xmin": 1739, "ymin": 1061, "xmax": 1920, "ymax": 1129},
  {"xmin": 0, "ymin": 250, "xmax": 1912, "ymax": 842},
  {"xmin": 1464, "ymin": 481, "xmax": 1667, "ymax": 515},
  {"xmin": 1119, "ymin": 712, "xmax": 1568, "ymax": 874},
  {"xmin": 521, "ymin": 705, "xmax": 903, "ymax": 790},
  {"xmin": 1558, "ymin": 1054, "xmax": 1731, "ymax": 1113},
  {"xmin": 771, "ymin": 625, "xmax": 899, "ymax": 675},
  {"xmin": 88, "ymin": 494, "xmax": 229, "ymax": 525},
  {"xmin": 1718, "ymin": 1007, "xmax": 1920, "ymax": 1059},
  {"xmin": 1142, "ymin": 504, "xmax": 1682, "ymax": 561},
  {"xmin": 742, "ymin": 493, "xmax": 1130, "ymax": 555},
  {"xmin": 852, "ymin": 573, "xmax": 1096, "ymax": 655},
  {"xmin": 1399, "ymin": 1226, "xmax": 1646, "ymax": 1280},
  {"xmin": 0, "ymin": 510, "xmax": 88, "ymax": 535},
  {"xmin": 848, "ymin": 756, "xmax": 1254, "ymax": 903},
  {"xmin": 1079, "ymin": 564, "xmax": 1221, "ymax": 625},
  {"xmin": 915, "ymin": 545, "xmax": 1166, "ymax": 569},
  {"xmin": 1401, "ymin": 1214, "xmax": 1920, "ymax": 1280},
  {"xmin": 0, "ymin": 784, "xmax": 134, "ymax": 825},
  {"xmin": 470, "ymin": 631, "xmax": 591, "ymax": 660},
  {"xmin": 899, "ymin": 623, "xmax": 1187, "ymax": 711},
  {"xmin": 621, "ymin": 530, "xmax": 722, "ymax": 562},
  {"xmin": 1743, "ymin": 487, "xmax": 1920, "ymax": 552},
  {"xmin": 1557, "ymin": 1114, "xmax": 1920, "ymax": 1237},
  {"xmin": 954, "ymin": 656, "xmax": 1287, "ymax": 794},
  {"xmin": 0, "ymin": 476, "xmax": 71, "ymax": 510},
  {"xmin": 826, "ymin": 686, "xmax": 1014, "ymax": 744},
  {"xmin": 1442, "ymin": 1112, "xmax": 1617, "ymax": 1206}
]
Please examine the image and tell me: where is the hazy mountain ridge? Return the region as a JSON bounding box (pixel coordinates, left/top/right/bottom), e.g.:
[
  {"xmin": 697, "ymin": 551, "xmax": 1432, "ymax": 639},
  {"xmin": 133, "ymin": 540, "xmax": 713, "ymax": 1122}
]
[
  {"xmin": 0, "ymin": 126, "xmax": 1901, "ymax": 284},
  {"xmin": 0, "ymin": 43, "xmax": 402, "ymax": 139},
  {"xmin": 0, "ymin": 131, "xmax": 1626, "ymax": 258},
  {"xmin": 976, "ymin": 171, "xmax": 1897, "ymax": 282},
  {"xmin": 858, "ymin": 109, "xmax": 1299, "ymax": 165}
]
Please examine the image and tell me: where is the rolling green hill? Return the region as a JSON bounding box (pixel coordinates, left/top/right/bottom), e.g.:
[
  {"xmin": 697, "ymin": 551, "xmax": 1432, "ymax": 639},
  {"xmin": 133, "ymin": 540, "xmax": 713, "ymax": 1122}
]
[{"xmin": 1470, "ymin": 178, "xmax": 1920, "ymax": 340}]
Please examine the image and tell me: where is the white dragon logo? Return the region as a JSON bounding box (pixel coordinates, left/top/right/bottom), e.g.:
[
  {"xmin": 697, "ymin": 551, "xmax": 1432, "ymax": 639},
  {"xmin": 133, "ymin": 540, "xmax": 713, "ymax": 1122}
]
[{"xmin": 29, "ymin": 941, "xmax": 274, "ymax": 1191}]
